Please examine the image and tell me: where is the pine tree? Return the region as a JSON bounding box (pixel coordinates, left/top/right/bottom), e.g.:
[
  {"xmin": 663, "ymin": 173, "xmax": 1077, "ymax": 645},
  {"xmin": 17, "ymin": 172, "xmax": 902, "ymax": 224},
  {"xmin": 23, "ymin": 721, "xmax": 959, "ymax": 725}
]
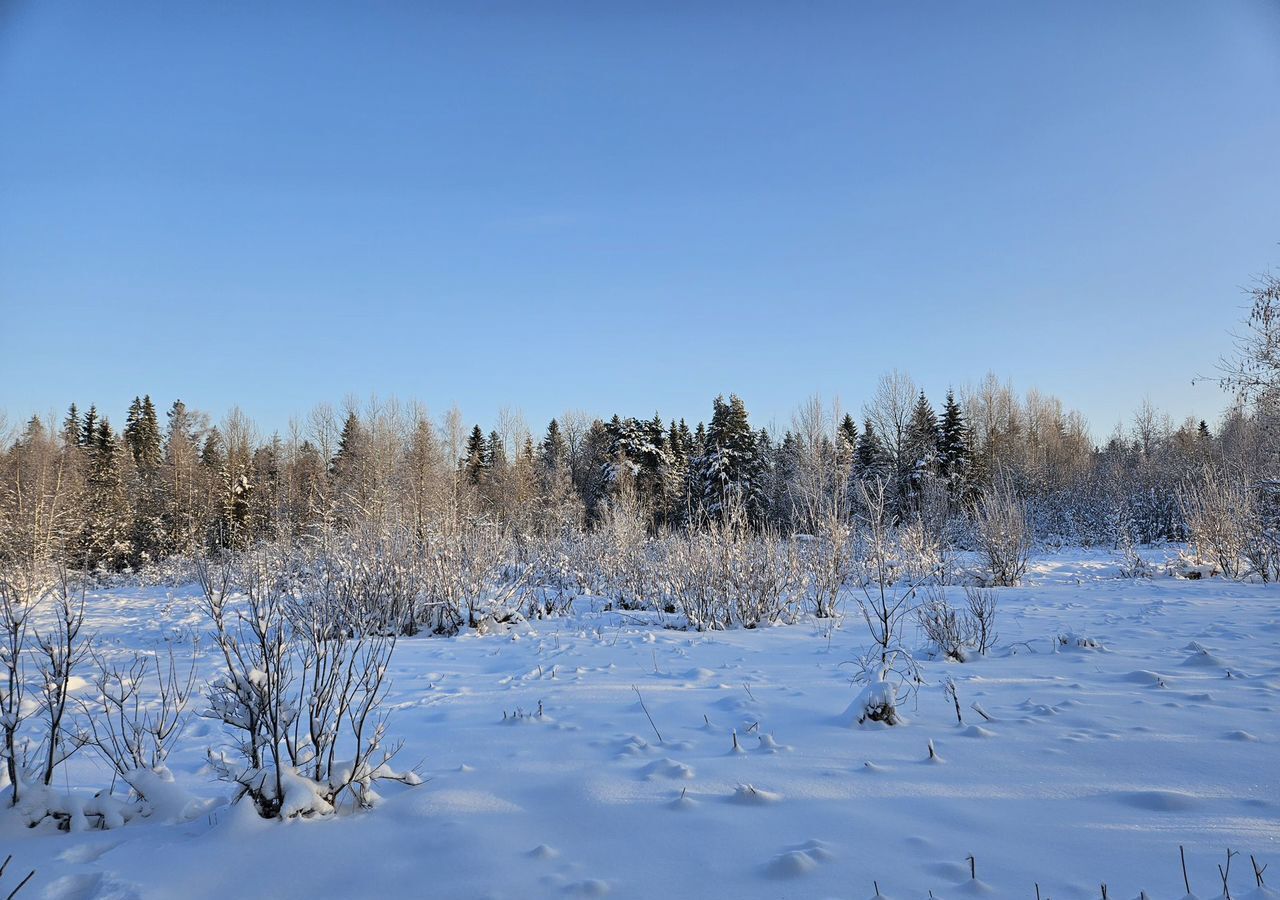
[
  {"xmin": 695, "ymin": 394, "xmax": 765, "ymax": 522},
  {"xmin": 938, "ymin": 390, "xmax": 971, "ymax": 496},
  {"xmin": 124, "ymin": 394, "xmax": 163, "ymax": 475},
  {"xmin": 540, "ymin": 419, "xmax": 569, "ymax": 475},
  {"xmin": 83, "ymin": 419, "xmax": 134, "ymax": 570},
  {"xmin": 463, "ymin": 425, "xmax": 488, "ymax": 485},
  {"xmin": 854, "ymin": 418, "xmax": 890, "ymax": 481},
  {"xmin": 487, "ymin": 430, "xmax": 507, "ymax": 473},
  {"xmin": 904, "ymin": 392, "xmax": 940, "ymax": 481},
  {"xmin": 331, "ymin": 411, "xmax": 371, "ymax": 521},
  {"xmin": 837, "ymin": 414, "xmax": 858, "ymax": 470},
  {"xmin": 80, "ymin": 404, "xmax": 99, "ymax": 448},
  {"xmin": 201, "ymin": 429, "xmax": 226, "ymax": 472},
  {"xmin": 62, "ymin": 404, "xmax": 81, "ymax": 449},
  {"xmin": 773, "ymin": 431, "xmax": 801, "ymax": 530}
]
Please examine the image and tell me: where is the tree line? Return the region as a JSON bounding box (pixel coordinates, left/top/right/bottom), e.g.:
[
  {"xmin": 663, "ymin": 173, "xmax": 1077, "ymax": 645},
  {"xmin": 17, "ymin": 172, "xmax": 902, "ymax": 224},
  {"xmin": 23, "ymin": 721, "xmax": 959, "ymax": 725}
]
[{"xmin": 1, "ymin": 365, "xmax": 1272, "ymax": 575}]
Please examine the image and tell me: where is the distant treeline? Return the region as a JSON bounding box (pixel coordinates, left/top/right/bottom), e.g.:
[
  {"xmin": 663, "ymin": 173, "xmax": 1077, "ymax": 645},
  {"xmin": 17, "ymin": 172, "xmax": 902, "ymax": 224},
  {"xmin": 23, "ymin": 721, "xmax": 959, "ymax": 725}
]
[{"xmin": 1, "ymin": 367, "xmax": 1271, "ymax": 573}]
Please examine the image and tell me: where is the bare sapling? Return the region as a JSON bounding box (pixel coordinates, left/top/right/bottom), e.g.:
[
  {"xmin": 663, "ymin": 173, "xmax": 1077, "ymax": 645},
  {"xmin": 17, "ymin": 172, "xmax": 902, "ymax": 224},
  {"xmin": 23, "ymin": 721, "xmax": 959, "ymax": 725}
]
[{"xmin": 32, "ymin": 568, "xmax": 91, "ymax": 787}]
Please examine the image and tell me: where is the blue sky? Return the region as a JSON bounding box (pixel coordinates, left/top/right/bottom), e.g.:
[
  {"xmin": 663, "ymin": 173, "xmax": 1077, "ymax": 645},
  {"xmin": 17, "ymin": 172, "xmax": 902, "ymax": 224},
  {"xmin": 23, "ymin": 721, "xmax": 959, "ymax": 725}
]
[{"xmin": 2, "ymin": 2, "xmax": 1278, "ymax": 440}]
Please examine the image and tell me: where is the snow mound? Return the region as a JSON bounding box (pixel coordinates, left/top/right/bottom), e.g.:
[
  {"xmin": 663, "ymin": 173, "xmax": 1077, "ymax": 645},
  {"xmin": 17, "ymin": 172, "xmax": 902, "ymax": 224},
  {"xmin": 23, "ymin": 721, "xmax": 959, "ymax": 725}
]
[
  {"xmin": 730, "ymin": 783, "xmax": 782, "ymax": 805},
  {"xmin": 1182, "ymin": 647, "xmax": 1226, "ymax": 667},
  {"xmin": 765, "ymin": 850, "xmax": 820, "ymax": 878},
  {"xmin": 1223, "ymin": 730, "xmax": 1259, "ymax": 742},
  {"xmin": 1122, "ymin": 670, "xmax": 1168, "ymax": 686},
  {"xmin": 641, "ymin": 757, "xmax": 695, "ymax": 780}
]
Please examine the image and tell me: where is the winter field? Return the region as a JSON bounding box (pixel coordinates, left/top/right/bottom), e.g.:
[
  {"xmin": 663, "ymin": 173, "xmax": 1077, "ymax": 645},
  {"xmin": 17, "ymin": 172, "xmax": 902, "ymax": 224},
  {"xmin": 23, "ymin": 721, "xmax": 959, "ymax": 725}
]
[{"xmin": 1, "ymin": 548, "xmax": 1275, "ymax": 900}]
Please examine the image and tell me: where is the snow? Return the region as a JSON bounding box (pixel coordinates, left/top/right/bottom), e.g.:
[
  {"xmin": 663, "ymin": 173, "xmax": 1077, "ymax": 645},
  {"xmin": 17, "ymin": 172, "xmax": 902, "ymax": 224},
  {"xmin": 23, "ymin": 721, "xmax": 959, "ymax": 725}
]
[{"xmin": 4, "ymin": 547, "xmax": 1278, "ymax": 899}]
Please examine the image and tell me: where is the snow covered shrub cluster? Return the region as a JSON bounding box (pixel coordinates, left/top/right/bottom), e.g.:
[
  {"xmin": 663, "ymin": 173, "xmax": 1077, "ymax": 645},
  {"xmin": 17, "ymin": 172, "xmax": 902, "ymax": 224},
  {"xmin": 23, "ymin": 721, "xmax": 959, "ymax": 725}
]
[
  {"xmin": 418, "ymin": 520, "xmax": 528, "ymax": 634},
  {"xmin": 916, "ymin": 586, "xmax": 999, "ymax": 662},
  {"xmin": 971, "ymin": 476, "xmax": 1032, "ymax": 587},
  {"xmin": 198, "ymin": 550, "xmax": 419, "ymax": 819},
  {"xmin": 0, "ymin": 563, "xmax": 206, "ymax": 829},
  {"xmin": 655, "ymin": 506, "xmax": 803, "ymax": 630},
  {"xmin": 1179, "ymin": 465, "xmax": 1280, "ymax": 582}
]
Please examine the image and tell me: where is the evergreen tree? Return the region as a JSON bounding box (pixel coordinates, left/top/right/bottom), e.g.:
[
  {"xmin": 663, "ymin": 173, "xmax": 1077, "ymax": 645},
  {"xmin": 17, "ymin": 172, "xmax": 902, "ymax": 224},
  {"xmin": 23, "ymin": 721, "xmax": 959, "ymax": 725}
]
[
  {"xmin": 80, "ymin": 404, "xmax": 99, "ymax": 448},
  {"xmin": 773, "ymin": 431, "xmax": 801, "ymax": 530},
  {"xmin": 83, "ymin": 419, "xmax": 134, "ymax": 570},
  {"xmin": 837, "ymin": 414, "xmax": 858, "ymax": 470},
  {"xmin": 124, "ymin": 394, "xmax": 163, "ymax": 475},
  {"xmin": 463, "ymin": 425, "xmax": 488, "ymax": 485},
  {"xmin": 331, "ymin": 411, "xmax": 371, "ymax": 521},
  {"xmin": 540, "ymin": 419, "xmax": 569, "ymax": 474},
  {"xmin": 695, "ymin": 394, "xmax": 765, "ymax": 522},
  {"xmin": 938, "ymin": 389, "xmax": 971, "ymax": 495},
  {"xmin": 577, "ymin": 419, "xmax": 613, "ymax": 523},
  {"xmin": 201, "ymin": 429, "xmax": 226, "ymax": 472},
  {"xmin": 487, "ymin": 430, "xmax": 507, "ymax": 473},
  {"xmin": 854, "ymin": 418, "xmax": 890, "ymax": 481},
  {"xmin": 62, "ymin": 403, "xmax": 81, "ymax": 449},
  {"xmin": 904, "ymin": 392, "xmax": 941, "ymax": 480}
]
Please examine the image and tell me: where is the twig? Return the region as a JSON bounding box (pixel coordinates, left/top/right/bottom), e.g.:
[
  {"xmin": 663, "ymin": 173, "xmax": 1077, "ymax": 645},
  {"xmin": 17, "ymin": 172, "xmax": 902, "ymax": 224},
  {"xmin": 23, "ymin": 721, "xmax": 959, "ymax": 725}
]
[
  {"xmin": 1219, "ymin": 848, "xmax": 1238, "ymax": 900},
  {"xmin": 6, "ymin": 869, "xmax": 34, "ymax": 900},
  {"xmin": 1181, "ymin": 845, "xmax": 1191, "ymax": 896},
  {"xmin": 1250, "ymin": 855, "xmax": 1266, "ymax": 887},
  {"xmin": 631, "ymin": 685, "xmax": 663, "ymax": 744}
]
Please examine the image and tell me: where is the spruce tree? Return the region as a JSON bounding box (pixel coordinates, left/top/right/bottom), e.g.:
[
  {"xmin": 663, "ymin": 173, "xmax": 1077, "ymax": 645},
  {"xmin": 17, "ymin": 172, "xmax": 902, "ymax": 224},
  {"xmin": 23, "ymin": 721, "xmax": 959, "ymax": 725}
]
[
  {"xmin": 540, "ymin": 419, "xmax": 569, "ymax": 474},
  {"xmin": 463, "ymin": 425, "xmax": 488, "ymax": 485},
  {"xmin": 837, "ymin": 414, "xmax": 858, "ymax": 469},
  {"xmin": 80, "ymin": 404, "xmax": 99, "ymax": 448},
  {"xmin": 904, "ymin": 392, "xmax": 940, "ymax": 479},
  {"xmin": 62, "ymin": 403, "xmax": 81, "ymax": 448},
  {"xmin": 123, "ymin": 394, "xmax": 163, "ymax": 475},
  {"xmin": 487, "ymin": 430, "xmax": 507, "ymax": 473},
  {"xmin": 84, "ymin": 419, "xmax": 134, "ymax": 570},
  {"xmin": 854, "ymin": 418, "xmax": 890, "ymax": 481},
  {"xmin": 938, "ymin": 389, "xmax": 971, "ymax": 496},
  {"xmin": 696, "ymin": 394, "xmax": 765, "ymax": 522}
]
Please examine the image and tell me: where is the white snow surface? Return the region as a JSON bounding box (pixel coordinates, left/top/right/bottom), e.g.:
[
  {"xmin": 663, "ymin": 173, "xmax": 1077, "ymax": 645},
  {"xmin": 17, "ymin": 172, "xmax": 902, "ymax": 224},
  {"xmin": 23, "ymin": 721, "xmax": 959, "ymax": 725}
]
[{"xmin": 5, "ymin": 548, "xmax": 1279, "ymax": 899}]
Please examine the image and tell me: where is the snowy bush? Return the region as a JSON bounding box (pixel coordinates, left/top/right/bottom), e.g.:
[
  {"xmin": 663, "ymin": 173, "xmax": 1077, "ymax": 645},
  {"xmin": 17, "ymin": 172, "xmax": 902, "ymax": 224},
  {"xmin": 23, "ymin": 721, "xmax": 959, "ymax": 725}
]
[
  {"xmin": 972, "ymin": 476, "xmax": 1031, "ymax": 587},
  {"xmin": 197, "ymin": 551, "xmax": 419, "ymax": 819},
  {"xmin": 655, "ymin": 504, "xmax": 801, "ymax": 630},
  {"xmin": 917, "ymin": 588, "xmax": 970, "ymax": 662},
  {"xmin": 1180, "ymin": 465, "xmax": 1280, "ymax": 582},
  {"xmin": 419, "ymin": 521, "xmax": 528, "ymax": 634}
]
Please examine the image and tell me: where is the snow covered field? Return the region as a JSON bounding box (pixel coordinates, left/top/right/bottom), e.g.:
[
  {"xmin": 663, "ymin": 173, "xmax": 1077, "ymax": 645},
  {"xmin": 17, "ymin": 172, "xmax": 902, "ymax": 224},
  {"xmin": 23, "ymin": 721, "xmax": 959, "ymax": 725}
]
[{"xmin": 4, "ymin": 549, "xmax": 1277, "ymax": 900}]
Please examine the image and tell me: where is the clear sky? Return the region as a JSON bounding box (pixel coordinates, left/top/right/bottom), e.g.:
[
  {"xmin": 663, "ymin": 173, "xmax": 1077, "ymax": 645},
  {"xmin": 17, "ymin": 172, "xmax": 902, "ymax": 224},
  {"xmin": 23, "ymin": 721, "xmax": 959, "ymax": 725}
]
[{"xmin": 2, "ymin": 1, "xmax": 1278, "ymax": 441}]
